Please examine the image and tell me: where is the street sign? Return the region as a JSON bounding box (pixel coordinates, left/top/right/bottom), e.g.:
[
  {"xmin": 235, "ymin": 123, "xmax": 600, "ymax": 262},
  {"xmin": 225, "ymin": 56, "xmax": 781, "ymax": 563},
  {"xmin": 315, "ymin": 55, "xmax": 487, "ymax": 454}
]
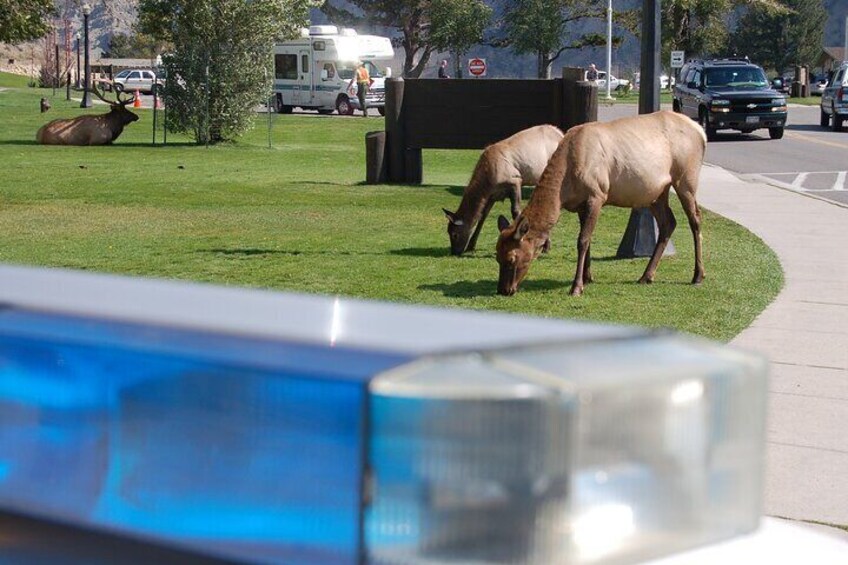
[
  {"xmin": 468, "ymin": 57, "xmax": 487, "ymax": 77},
  {"xmin": 671, "ymin": 51, "xmax": 685, "ymax": 68}
]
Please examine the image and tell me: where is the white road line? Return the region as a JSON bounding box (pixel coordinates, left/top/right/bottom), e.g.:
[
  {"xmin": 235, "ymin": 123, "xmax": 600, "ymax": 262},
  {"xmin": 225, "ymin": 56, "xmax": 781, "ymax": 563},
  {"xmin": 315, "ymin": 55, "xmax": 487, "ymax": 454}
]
[
  {"xmin": 833, "ymin": 171, "xmax": 847, "ymax": 191},
  {"xmin": 791, "ymin": 172, "xmax": 809, "ymax": 188}
]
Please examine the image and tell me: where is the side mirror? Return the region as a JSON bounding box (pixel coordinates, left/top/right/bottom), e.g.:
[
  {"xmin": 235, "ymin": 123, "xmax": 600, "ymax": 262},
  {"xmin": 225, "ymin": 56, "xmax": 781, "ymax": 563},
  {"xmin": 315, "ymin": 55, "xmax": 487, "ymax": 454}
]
[
  {"xmin": 385, "ymin": 67, "xmax": 392, "ymax": 78},
  {"xmin": 321, "ymin": 69, "xmax": 329, "ymax": 80}
]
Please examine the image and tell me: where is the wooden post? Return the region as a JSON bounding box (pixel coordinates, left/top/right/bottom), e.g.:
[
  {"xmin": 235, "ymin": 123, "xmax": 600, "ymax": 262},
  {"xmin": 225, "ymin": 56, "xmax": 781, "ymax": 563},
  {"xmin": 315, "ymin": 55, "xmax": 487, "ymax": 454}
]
[
  {"xmin": 405, "ymin": 148, "xmax": 423, "ymax": 184},
  {"xmin": 384, "ymin": 78, "xmax": 406, "ymax": 183},
  {"xmin": 562, "ymin": 67, "xmax": 597, "ymax": 131},
  {"xmin": 365, "ymin": 131, "xmax": 388, "ymax": 184}
]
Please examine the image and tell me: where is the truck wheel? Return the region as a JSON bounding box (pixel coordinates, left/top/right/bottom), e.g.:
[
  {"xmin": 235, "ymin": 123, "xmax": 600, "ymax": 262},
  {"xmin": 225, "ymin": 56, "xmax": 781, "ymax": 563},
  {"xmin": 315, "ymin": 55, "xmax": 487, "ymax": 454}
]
[
  {"xmin": 832, "ymin": 107, "xmax": 843, "ymax": 132},
  {"xmin": 769, "ymin": 127, "xmax": 784, "ymax": 140},
  {"xmin": 673, "ymin": 99, "xmax": 681, "ymax": 113},
  {"xmin": 377, "ymin": 107, "xmax": 386, "ymax": 117},
  {"xmin": 820, "ymin": 107, "xmax": 830, "ymax": 128},
  {"xmin": 274, "ymin": 94, "xmax": 293, "ymax": 114},
  {"xmin": 699, "ymin": 108, "xmax": 717, "ymax": 141},
  {"xmin": 336, "ymin": 96, "xmax": 354, "ymax": 116}
]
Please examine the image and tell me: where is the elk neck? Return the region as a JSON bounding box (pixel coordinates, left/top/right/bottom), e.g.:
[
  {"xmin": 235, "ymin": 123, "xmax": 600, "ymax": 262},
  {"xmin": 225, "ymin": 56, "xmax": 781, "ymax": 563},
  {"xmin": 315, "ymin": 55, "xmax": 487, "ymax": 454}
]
[{"xmin": 523, "ymin": 148, "xmax": 566, "ymax": 236}]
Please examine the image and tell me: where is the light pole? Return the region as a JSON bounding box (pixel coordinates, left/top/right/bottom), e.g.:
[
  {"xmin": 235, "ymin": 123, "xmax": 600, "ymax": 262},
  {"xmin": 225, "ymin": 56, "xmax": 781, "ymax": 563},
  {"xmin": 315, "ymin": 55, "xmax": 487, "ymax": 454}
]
[
  {"xmin": 605, "ymin": 0, "xmax": 613, "ymax": 100},
  {"xmin": 80, "ymin": 4, "xmax": 92, "ymax": 108},
  {"xmin": 76, "ymin": 32, "xmax": 81, "ymax": 88}
]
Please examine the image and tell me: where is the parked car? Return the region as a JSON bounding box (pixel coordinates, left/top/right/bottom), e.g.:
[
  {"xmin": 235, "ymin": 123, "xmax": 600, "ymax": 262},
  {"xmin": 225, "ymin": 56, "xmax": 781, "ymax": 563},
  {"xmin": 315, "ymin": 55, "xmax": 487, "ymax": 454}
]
[
  {"xmin": 595, "ymin": 71, "xmax": 631, "ymax": 92},
  {"xmin": 820, "ymin": 62, "xmax": 848, "ymax": 131},
  {"xmin": 660, "ymin": 74, "xmax": 676, "ymax": 89},
  {"xmin": 771, "ymin": 76, "xmax": 791, "ymax": 95},
  {"xmin": 99, "ymin": 69, "xmax": 163, "ymax": 94},
  {"xmin": 811, "ymin": 74, "xmax": 829, "ymax": 96},
  {"xmin": 672, "ymin": 58, "xmax": 788, "ymax": 141}
]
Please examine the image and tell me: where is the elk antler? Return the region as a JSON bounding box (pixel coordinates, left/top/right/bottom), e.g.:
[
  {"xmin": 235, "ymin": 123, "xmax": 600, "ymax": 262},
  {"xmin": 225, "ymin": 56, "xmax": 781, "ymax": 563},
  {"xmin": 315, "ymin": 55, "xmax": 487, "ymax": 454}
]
[
  {"xmin": 116, "ymin": 89, "xmax": 137, "ymax": 107},
  {"xmin": 89, "ymin": 81, "xmax": 116, "ymax": 106}
]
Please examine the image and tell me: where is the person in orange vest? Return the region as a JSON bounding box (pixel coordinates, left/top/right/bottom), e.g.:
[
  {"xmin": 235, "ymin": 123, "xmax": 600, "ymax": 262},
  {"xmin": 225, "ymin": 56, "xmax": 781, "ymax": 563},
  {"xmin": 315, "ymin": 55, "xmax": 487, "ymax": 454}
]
[{"xmin": 347, "ymin": 61, "xmax": 371, "ymax": 117}]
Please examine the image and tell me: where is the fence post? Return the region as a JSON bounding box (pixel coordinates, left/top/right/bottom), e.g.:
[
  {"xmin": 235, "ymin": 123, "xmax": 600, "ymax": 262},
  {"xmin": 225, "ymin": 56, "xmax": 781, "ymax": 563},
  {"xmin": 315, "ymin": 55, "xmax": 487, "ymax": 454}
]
[
  {"xmin": 385, "ymin": 78, "xmax": 405, "ymax": 183},
  {"xmin": 562, "ymin": 67, "xmax": 597, "ymax": 131},
  {"xmin": 365, "ymin": 131, "xmax": 388, "ymax": 184}
]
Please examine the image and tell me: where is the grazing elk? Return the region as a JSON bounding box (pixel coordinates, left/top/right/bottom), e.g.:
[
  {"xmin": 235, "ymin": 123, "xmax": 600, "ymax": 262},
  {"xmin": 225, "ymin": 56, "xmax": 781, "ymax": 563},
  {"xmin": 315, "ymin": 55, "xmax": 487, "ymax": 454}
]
[
  {"xmin": 442, "ymin": 124, "xmax": 564, "ymax": 255},
  {"xmin": 36, "ymin": 86, "xmax": 139, "ymax": 145},
  {"xmin": 496, "ymin": 111, "xmax": 706, "ymax": 297}
]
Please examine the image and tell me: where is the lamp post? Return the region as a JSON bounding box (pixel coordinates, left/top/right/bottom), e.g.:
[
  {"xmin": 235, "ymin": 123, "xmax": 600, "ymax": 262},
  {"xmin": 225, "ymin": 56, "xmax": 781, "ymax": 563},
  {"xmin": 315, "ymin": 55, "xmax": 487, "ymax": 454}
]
[
  {"xmin": 605, "ymin": 0, "xmax": 613, "ymax": 100},
  {"xmin": 80, "ymin": 4, "xmax": 92, "ymax": 108},
  {"xmin": 76, "ymin": 32, "xmax": 81, "ymax": 88}
]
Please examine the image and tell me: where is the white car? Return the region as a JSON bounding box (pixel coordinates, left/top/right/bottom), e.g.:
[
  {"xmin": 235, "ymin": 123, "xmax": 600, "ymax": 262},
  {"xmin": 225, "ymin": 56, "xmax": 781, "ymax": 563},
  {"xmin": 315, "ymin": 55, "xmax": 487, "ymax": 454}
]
[
  {"xmin": 660, "ymin": 74, "xmax": 676, "ymax": 89},
  {"xmin": 595, "ymin": 71, "xmax": 631, "ymax": 92},
  {"xmin": 100, "ymin": 69, "xmax": 164, "ymax": 94}
]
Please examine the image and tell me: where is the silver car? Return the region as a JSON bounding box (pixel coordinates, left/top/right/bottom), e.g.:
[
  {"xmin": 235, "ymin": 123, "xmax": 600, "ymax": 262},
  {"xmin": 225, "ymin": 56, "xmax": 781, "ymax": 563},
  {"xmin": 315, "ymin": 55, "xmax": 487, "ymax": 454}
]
[
  {"xmin": 819, "ymin": 63, "xmax": 848, "ymax": 132},
  {"xmin": 101, "ymin": 69, "xmax": 163, "ymax": 94}
]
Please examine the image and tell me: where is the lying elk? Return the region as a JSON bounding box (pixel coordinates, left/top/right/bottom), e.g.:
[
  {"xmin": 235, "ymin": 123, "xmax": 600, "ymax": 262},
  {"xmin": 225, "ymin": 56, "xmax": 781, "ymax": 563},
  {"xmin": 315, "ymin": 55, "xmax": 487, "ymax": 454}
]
[
  {"xmin": 496, "ymin": 111, "xmax": 706, "ymax": 297},
  {"xmin": 36, "ymin": 86, "xmax": 139, "ymax": 145},
  {"xmin": 443, "ymin": 125, "xmax": 564, "ymax": 255}
]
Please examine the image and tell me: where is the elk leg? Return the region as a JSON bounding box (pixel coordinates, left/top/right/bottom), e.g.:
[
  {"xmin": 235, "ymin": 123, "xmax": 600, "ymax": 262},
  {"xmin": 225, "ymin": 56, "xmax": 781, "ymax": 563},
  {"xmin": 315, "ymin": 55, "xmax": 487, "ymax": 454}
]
[
  {"xmin": 676, "ymin": 177, "xmax": 705, "ymax": 284},
  {"xmin": 571, "ymin": 201, "xmax": 601, "ymax": 296},
  {"xmin": 577, "ymin": 206, "xmax": 593, "ymax": 283},
  {"xmin": 467, "ymin": 198, "xmax": 495, "ymax": 253},
  {"xmin": 509, "ymin": 181, "xmax": 523, "ymax": 219},
  {"xmin": 639, "ymin": 189, "xmax": 677, "ymax": 284}
]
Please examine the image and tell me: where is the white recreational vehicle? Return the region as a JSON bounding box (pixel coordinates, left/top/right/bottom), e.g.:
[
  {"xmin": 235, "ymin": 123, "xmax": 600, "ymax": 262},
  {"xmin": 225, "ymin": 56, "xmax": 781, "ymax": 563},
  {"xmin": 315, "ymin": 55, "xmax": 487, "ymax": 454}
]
[{"xmin": 272, "ymin": 26, "xmax": 394, "ymax": 116}]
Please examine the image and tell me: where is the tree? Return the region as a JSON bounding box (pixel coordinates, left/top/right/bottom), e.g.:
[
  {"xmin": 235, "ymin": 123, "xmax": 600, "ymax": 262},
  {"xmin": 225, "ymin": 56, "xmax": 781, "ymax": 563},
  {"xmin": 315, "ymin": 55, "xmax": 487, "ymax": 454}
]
[
  {"xmin": 107, "ymin": 32, "xmax": 170, "ymax": 59},
  {"xmin": 728, "ymin": 0, "xmax": 826, "ymax": 73},
  {"xmin": 662, "ymin": 0, "xmax": 789, "ymax": 63},
  {"xmin": 138, "ymin": 0, "xmax": 319, "ymax": 144},
  {"xmin": 497, "ymin": 0, "xmax": 636, "ymax": 79},
  {"xmin": 322, "ymin": 0, "xmax": 493, "ymax": 78},
  {"xmin": 0, "ymin": 0, "xmax": 54, "ymax": 44},
  {"xmin": 428, "ymin": 0, "xmax": 492, "ymax": 78}
]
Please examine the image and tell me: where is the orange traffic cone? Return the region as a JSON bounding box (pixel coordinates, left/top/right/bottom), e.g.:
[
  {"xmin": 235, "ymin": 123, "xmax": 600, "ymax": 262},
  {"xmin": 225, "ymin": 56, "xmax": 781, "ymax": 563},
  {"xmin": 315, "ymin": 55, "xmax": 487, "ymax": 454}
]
[
  {"xmin": 133, "ymin": 90, "xmax": 142, "ymax": 108},
  {"xmin": 154, "ymin": 96, "xmax": 163, "ymax": 110}
]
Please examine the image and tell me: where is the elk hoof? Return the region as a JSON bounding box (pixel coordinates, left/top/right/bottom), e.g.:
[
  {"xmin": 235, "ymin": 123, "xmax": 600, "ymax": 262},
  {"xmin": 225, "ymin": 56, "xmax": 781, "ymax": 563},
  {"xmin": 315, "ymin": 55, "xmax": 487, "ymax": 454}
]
[
  {"xmin": 638, "ymin": 276, "xmax": 653, "ymax": 285},
  {"xmin": 569, "ymin": 285, "xmax": 584, "ymax": 297},
  {"xmin": 692, "ymin": 275, "xmax": 705, "ymax": 285}
]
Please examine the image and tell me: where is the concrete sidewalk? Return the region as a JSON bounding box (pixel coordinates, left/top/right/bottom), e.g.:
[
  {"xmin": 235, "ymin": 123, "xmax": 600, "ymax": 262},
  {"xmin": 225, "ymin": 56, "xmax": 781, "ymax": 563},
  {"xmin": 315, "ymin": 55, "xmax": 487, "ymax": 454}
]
[{"xmin": 698, "ymin": 165, "xmax": 848, "ymax": 531}]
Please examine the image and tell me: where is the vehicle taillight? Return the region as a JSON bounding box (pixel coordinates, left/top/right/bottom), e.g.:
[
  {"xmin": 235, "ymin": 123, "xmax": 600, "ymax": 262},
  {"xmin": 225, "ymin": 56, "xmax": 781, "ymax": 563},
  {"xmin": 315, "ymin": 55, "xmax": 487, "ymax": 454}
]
[{"xmin": 839, "ymin": 87, "xmax": 847, "ymax": 102}]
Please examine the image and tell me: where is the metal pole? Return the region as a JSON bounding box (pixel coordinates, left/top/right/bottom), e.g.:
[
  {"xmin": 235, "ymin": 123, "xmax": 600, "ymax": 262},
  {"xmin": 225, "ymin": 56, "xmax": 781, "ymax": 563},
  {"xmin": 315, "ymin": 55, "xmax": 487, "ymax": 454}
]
[
  {"xmin": 153, "ymin": 85, "xmax": 158, "ymax": 145},
  {"xmin": 638, "ymin": 0, "xmax": 660, "ymax": 114},
  {"xmin": 66, "ymin": 71, "xmax": 71, "ymax": 100},
  {"xmin": 266, "ymin": 67, "xmax": 272, "ymax": 149},
  {"xmin": 53, "ymin": 43, "xmax": 59, "ymax": 96},
  {"xmin": 163, "ymin": 67, "xmax": 168, "ymax": 145},
  {"xmin": 205, "ymin": 59, "xmax": 210, "ymax": 148},
  {"xmin": 844, "ymin": 16, "xmax": 847, "ymax": 66},
  {"xmin": 76, "ymin": 34, "xmax": 81, "ymax": 88},
  {"xmin": 80, "ymin": 8, "xmax": 92, "ymax": 108},
  {"xmin": 606, "ymin": 0, "xmax": 613, "ymax": 99}
]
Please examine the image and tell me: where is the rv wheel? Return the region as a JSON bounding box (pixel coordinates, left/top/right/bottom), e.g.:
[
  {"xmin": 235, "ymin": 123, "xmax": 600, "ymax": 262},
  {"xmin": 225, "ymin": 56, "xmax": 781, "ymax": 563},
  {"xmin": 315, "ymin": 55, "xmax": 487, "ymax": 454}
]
[
  {"xmin": 336, "ymin": 96, "xmax": 355, "ymax": 116},
  {"xmin": 274, "ymin": 95, "xmax": 293, "ymax": 114}
]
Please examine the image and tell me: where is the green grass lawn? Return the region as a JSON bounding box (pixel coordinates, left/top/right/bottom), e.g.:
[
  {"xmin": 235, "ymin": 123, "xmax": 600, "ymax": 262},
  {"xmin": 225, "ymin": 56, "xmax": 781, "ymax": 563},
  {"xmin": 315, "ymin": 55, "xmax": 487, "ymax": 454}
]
[{"xmin": 0, "ymin": 73, "xmax": 783, "ymax": 341}]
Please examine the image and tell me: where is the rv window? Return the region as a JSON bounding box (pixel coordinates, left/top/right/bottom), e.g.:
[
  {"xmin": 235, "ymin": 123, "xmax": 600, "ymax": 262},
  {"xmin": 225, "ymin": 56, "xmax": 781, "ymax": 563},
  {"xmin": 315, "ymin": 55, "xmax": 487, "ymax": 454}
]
[
  {"xmin": 323, "ymin": 63, "xmax": 335, "ymax": 79},
  {"xmin": 301, "ymin": 54, "xmax": 309, "ymax": 74},
  {"xmin": 275, "ymin": 54, "xmax": 298, "ymax": 80},
  {"xmin": 313, "ymin": 41, "xmax": 325, "ymax": 51},
  {"xmin": 337, "ymin": 64, "xmax": 355, "ymax": 81},
  {"xmin": 364, "ymin": 61, "xmax": 383, "ymax": 78}
]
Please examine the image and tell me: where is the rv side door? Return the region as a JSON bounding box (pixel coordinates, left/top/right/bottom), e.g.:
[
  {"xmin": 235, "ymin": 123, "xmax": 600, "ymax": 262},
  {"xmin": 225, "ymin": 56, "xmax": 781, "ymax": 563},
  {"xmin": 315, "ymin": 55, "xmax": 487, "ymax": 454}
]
[{"xmin": 294, "ymin": 50, "xmax": 311, "ymax": 106}]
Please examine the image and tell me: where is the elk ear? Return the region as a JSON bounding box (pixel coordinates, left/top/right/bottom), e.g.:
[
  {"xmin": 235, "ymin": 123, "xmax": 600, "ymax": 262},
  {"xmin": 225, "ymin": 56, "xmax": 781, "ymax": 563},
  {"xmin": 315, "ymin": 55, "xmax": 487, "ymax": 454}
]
[
  {"xmin": 443, "ymin": 208, "xmax": 457, "ymax": 223},
  {"xmin": 497, "ymin": 215, "xmax": 510, "ymax": 232},
  {"xmin": 515, "ymin": 216, "xmax": 530, "ymax": 240}
]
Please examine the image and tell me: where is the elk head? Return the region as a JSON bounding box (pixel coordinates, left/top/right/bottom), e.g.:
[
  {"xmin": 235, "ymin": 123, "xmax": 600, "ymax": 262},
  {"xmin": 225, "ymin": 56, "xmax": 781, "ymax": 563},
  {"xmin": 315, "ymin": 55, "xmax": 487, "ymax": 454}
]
[
  {"xmin": 495, "ymin": 215, "xmax": 544, "ymax": 296},
  {"xmin": 443, "ymin": 208, "xmax": 472, "ymax": 256},
  {"xmin": 91, "ymin": 83, "xmax": 140, "ymax": 125}
]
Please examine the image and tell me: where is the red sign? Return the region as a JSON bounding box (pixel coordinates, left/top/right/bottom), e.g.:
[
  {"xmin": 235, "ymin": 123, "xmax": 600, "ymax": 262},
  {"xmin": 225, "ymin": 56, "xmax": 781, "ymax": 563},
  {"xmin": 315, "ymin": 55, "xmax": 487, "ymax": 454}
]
[{"xmin": 468, "ymin": 58, "xmax": 487, "ymax": 77}]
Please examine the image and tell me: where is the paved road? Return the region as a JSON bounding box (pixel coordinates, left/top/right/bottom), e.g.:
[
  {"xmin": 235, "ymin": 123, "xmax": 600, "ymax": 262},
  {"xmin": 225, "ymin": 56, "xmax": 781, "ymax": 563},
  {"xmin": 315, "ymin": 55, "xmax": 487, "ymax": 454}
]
[{"xmin": 599, "ymin": 102, "xmax": 848, "ymax": 207}]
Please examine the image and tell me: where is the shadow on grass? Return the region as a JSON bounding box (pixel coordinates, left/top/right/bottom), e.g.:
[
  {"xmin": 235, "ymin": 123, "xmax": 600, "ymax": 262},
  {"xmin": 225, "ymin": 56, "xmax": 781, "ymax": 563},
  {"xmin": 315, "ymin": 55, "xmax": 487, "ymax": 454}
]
[
  {"xmin": 420, "ymin": 278, "xmax": 569, "ymax": 298},
  {"xmin": 199, "ymin": 247, "xmax": 383, "ymax": 257},
  {"xmin": 0, "ymin": 140, "xmax": 39, "ymax": 145},
  {"xmin": 389, "ymin": 246, "xmax": 452, "ymax": 258}
]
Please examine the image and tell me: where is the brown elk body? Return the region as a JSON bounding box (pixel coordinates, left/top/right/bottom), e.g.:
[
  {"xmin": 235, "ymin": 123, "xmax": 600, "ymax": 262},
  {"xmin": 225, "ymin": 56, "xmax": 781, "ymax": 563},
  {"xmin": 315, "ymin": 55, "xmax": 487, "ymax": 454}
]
[
  {"xmin": 496, "ymin": 111, "xmax": 707, "ymax": 297},
  {"xmin": 36, "ymin": 89, "xmax": 139, "ymax": 146},
  {"xmin": 443, "ymin": 124, "xmax": 564, "ymax": 256}
]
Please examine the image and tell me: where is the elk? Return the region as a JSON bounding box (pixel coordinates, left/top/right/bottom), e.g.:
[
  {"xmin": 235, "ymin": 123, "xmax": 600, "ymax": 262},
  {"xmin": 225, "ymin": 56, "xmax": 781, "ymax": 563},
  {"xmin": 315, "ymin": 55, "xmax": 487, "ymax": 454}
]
[
  {"xmin": 442, "ymin": 124, "xmax": 564, "ymax": 256},
  {"xmin": 36, "ymin": 86, "xmax": 139, "ymax": 145},
  {"xmin": 496, "ymin": 111, "xmax": 706, "ymax": 297}
]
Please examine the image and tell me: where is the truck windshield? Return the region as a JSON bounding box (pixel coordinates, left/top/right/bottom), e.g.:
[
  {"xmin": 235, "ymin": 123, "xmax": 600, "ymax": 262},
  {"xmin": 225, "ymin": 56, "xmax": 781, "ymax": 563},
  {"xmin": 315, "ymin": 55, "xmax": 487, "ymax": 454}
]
[{"xmin": 705, "ymin": 67, "xmax": 768, "ymax": 88}]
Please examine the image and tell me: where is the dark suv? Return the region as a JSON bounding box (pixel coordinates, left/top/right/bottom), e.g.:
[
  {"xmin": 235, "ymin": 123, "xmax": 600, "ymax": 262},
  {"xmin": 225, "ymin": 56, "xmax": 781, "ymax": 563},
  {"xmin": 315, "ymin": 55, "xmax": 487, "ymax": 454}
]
[{"xmin": 673, "ymin": 58, "xmax": 788, "ymax": 140}]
